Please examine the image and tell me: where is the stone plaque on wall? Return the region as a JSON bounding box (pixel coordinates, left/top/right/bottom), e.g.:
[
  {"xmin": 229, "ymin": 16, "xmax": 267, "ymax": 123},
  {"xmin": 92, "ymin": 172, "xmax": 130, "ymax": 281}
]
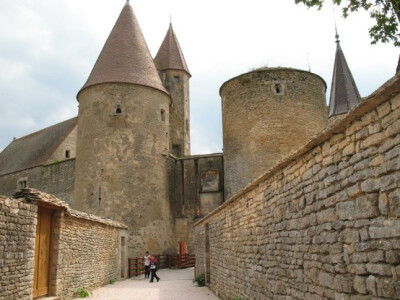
[{"xmin": 201, "ymin": 170, "xmax": 220, "ymax": 192}]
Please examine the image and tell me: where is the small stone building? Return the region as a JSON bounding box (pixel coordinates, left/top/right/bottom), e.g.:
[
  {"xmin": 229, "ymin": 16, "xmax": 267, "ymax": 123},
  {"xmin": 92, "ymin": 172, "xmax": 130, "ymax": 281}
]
[{"xmin": 0, "ymin": 188, "xmax": 127, "ymax": 300}]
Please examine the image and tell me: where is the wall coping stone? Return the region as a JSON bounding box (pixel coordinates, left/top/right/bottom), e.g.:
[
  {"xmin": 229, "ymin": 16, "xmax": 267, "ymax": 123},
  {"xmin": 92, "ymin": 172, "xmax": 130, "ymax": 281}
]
[
  {"xmin": 195, "ymin": 72, "xmax": 400, "ymax": 227},
  {"xmin": 169, "ymin": 152, "xmax": 223, "ymax": 161},
  {"xmin": 14, "ymin": 188, "xmax": 127, "ymax": 229}
]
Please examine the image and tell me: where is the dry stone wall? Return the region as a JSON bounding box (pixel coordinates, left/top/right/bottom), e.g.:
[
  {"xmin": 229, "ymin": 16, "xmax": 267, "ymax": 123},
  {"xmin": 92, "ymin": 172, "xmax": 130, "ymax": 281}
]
[
  {"xmin": 0, "ymin": 196, "xmax": 37, "ymax": 300},
  {"xmin": 53, "ymin": 212, "xmax": 125, "ymax": 298},
  {"xmin": 0, "ymin": 190, "xmax": 127, "ymax": 300},
  {"xmin": 195, "ymin": 74, "xmax": 400, "ymax": 300}
]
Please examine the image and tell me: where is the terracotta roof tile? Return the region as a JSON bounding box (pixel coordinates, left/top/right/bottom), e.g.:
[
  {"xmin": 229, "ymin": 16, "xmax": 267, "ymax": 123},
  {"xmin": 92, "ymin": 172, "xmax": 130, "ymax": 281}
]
[
  {"xmin": 79, "ymin": 2, "xmax": 168, "ymax": 96},
  {"xmin": 154, "ymin": 23, "xmax": 190, "ymax": 76}
]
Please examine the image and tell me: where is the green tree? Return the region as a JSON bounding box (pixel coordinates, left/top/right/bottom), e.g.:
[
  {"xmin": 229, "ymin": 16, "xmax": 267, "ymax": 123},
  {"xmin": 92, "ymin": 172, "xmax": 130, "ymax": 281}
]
[{"xmin": 295, "ymin": 0, "xmax": 400, "ymax": 72}]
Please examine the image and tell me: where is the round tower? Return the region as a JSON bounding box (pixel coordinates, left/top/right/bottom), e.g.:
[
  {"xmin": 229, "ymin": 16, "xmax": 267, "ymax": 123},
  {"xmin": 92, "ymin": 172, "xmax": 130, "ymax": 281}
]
[
  {"xmin": 220, "ymin": 68, "xmax": 328, "ymax": 199},
  {"xmin": 74, "ymin": 2, "xmax": 174, "ymax": 257},
  {"xmin": 155, "ymin": 23, "xmax": 191, "ymax": 156}
]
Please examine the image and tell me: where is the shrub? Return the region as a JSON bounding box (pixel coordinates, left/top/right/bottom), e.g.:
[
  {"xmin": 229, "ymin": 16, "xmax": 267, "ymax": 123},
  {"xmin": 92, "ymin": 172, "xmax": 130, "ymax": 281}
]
[
  {"xmin": 193, "ymin": 273, "xmax": 206, "ymax": 287},
  {"xmin": 74, "ymin": 287, "xmax": 92, "ymax": 298}
]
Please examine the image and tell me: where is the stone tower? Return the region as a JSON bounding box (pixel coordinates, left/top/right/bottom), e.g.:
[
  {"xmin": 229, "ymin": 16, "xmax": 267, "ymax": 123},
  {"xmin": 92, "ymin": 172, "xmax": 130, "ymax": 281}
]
[
  {"xmin": 155, "ymin": 23, "xmax": 191, "ymax": 156},
  {"xmin": 328, "ymin": 31, "xmax": 361, "ymax": 123},
  {"xmin": 74, "ymin": 2, "xmax": 175, "ymax": 257},
  {"xmin": 220, "ymin": 68, "xmax": 328, "ymax": 199}
]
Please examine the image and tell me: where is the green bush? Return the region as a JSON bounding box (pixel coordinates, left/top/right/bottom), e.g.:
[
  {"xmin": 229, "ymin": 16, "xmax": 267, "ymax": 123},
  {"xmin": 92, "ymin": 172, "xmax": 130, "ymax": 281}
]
[
  {"xmin": 109, "ymin": 279, "xmax": 116, "ymax": 284},
  {"xmin": 193, "ymin": 273, "xmax": 206, "ymax": 287},
  {"xmin": 74, "ymin": 287, "xmax": 92, "ymax": 298}
]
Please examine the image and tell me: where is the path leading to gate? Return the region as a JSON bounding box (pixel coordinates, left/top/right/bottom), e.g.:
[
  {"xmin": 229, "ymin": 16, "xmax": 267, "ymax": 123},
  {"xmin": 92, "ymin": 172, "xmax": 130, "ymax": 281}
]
[{"xmin": 77, "ymin": 268, "xmax": 219, "ymax": 300}]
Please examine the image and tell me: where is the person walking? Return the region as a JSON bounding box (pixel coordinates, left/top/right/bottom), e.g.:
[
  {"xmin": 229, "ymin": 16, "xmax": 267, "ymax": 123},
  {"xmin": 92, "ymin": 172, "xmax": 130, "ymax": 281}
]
[
  {"xmin": 143, "ymin": 251, "xmax": 151, "ymax": 279},
  {"xmin": 149, "ymin": 256, "xmax": 160, "ymax": 283}
]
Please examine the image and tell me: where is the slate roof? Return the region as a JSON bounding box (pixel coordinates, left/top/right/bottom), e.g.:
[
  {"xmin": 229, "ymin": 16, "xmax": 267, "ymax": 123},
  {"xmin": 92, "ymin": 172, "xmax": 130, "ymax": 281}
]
[
  {"xmin": 79, "ymin": 1, "xmax": 168, "ymax": 96},
  {"xmin": 328, "ymin": 34, "xmax": 361, "ymax": 117},
  {"xmin": 154, "ymin": 23, "xmax": 190, "ymax": 76},
  {"xmin": 0, "ymin": 117, "xmax": 77, "ymax": 176}
]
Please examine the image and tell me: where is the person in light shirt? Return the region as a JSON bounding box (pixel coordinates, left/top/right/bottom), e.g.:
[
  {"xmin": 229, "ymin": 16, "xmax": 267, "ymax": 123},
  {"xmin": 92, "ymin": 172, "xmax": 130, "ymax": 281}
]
[{"xmin": 143, "ymin": 251, "xmax": 151, "ymax": 279}]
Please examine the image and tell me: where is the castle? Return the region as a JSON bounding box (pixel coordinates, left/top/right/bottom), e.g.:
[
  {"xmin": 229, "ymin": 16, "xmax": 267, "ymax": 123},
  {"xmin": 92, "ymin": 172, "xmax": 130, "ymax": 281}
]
[{"xmin": 0, "ymin": 1, "xmax": 361, "ymax": 258}]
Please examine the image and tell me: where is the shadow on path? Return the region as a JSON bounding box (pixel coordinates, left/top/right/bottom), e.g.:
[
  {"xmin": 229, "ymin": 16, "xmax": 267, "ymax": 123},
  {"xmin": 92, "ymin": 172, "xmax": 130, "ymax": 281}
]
[{"xmin": 76, "ymin": 267, "xmax": 219, "ymax": 300}]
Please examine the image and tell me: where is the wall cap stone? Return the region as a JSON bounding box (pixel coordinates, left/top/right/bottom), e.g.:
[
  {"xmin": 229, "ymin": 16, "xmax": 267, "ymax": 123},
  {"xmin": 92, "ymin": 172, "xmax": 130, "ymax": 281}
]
[{"xmin": 13, "ymin": 188, "xmax": 128, "ymax": 229}]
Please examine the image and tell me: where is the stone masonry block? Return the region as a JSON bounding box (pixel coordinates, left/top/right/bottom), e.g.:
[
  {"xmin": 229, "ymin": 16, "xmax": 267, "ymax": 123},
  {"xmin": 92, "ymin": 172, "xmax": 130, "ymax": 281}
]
[
  {"xmin": 318, "ymin": 271, "xmax": 334, "ymax": 288},
  {"xmin": 336, "ymin": 194, "xmax": 378, "ymax": 220},
  {"xmin": 353, "ymin": 275, "xmax": 367, "ymax": 294},
  {"xmin": 369, "ymin": 220, "xmax": 400, "ymax": 238},
  {"xmin": 389, "ymin": 189, "xmax": 400, "ymax": 217}
]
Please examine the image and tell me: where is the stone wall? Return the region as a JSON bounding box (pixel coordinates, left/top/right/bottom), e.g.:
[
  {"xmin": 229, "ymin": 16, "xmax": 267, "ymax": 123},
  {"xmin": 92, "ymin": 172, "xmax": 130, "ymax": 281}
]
[
  {"xmin": 52, "ymin": 210, "xmax": 127, "ymax": 298},
  {"xmin": 0, "ymin": 159, "xmax": 75, "ymax": 206},
  {"xmin": 0, "ymin": 189, "xmax": 127, "ymax": 300},
  {"xmin": 0, "ymin": 196, "xmax": 37, "ymax": 300},
  {"xmin": 170, "ymin": 153, "xmax": 223, "ymax": 253},
  {"xmin": 195, "ymin": 74, "xmax": 400, "ymax": 299},
  {"xmin": 162, "ymin": 69, "xmax": 191, "ymax": 156}
]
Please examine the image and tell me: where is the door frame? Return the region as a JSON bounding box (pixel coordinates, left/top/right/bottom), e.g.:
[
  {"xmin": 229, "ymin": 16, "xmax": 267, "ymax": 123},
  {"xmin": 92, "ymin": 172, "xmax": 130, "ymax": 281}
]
[{"xmin": 33, "ymin": 205, "xmax": 55, "ymax": 299}]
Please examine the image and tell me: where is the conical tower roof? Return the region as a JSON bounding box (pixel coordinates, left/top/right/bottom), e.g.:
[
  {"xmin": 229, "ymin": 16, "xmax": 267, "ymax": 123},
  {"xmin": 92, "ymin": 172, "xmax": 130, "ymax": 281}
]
[
  {"xmin": 154, "ymin": 23, "xmax": 190, "ymax": 76},
  {"xmin": 328, "ymin": 33, "xmax": 361, "ymax": 117},
  {"xmin": 79, "ymin": 1, "xmax": 168, "ymax": 96}
]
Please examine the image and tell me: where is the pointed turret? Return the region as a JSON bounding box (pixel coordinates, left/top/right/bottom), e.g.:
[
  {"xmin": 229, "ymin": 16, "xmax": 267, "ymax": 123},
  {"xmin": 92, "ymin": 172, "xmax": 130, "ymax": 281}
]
[
  {"xmin": 154, "ymin": 23, "xmax": 190, "ymax": 76},
  {"xmin": 328, "ymin": 31, "xmax": 361, "ymax": 118},
  {"xmin": 79, "ymin": 1, "xmax": 167, "ymax": 96},
  {"xmin": 155, "ymin": 23, "xmax": 191, "ymax": 156}
]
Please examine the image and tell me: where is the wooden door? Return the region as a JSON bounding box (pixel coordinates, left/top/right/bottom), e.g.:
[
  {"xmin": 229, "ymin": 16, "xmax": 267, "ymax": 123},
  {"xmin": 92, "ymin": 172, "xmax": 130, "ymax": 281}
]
[
  {"xmin": 33, "ymin": 207, "xmax": 53, "ymax": 298},
  {"xmin": 179, "ymin": 242, "xmax": 187, "ymax": 255}
]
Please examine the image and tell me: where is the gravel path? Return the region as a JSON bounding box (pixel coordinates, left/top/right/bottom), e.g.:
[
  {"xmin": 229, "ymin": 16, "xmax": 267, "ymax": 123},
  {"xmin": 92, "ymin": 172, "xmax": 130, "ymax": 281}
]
[{"xmin": 77, "ymin": 267, "xmax": 219, "ymax": 300}]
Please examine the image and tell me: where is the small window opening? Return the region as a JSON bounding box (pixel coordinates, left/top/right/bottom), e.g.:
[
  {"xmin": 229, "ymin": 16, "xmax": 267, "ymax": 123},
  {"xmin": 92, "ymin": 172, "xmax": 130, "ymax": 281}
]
[
  {"xmin": 173, "ymin": 75, "xmax": 180, "ymax": 83},
  {"xmin": 17, "ymin": 178, "xmax": 28, "ymax": 190},
  {"xmin": 116, "ymin": 105, "xmax": 122, "ymax": 114},
  {"xmin": 275, "ymin": 84, "xmax": 281, "ymax": 94},
  {"xmin": 65, "ymin": 150, "xmax": 70, "ymax": 158},
  {"xmin": 161, "ymin": 109, "xmax": 166, "ymax": 121},
  {"xmin": 172, "ymin": 144, "xmax": 181, "ymax": 156},
  {"xmin": 20, "ymin": 180, "xmax": 27, "ymax": 189}
]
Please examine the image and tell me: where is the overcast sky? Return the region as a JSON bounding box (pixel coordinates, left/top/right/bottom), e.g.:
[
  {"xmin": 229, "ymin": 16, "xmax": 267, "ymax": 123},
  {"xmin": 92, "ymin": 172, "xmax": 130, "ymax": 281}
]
[{"xmin": 0, "ymin": 0, "xmax": 397, "ymax": 154}]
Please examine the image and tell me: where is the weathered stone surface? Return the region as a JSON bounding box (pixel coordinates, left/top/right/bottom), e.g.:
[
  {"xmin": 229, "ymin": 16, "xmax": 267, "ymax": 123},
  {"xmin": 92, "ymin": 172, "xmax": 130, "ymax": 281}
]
[
  {"xmin": 353, "ymin": 275, "xmax": 367, "ymax": 294},
  {"xmin": 369, "ymin": 220, "xmax": 400, "ymax": 238},
  {"xmin": 194, "ymin": 75, "xmax": 400, "ymax": 300},
  {"xmin": 0, "ymin": 192, "xmax": 127, "ymax": 300}
]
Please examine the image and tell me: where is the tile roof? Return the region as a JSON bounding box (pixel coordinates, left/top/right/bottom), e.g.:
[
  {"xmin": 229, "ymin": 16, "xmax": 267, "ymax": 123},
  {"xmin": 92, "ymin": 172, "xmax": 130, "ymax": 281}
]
[
  {"xmin": 79, "ymin": 2, "xmax": 168, "ymax": 96},
  {"xmin": 328, "ymin": 35, "xmax": 361, "ymax": 117},
  {"xmin": 0, "ymin": 117, "xmax": 77, "ymax": 175},
  {"xmin": 154, "ymin": 23, "xmax": 190, "ymax": 76}
]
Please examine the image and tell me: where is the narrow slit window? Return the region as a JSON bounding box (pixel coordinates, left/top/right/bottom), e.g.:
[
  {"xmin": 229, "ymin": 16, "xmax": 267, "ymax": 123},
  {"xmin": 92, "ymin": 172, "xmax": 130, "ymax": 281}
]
[
  {"xmin": 275, "ymin": 84, "xmax": 281, "ymax": 94},
  {"xmin": 161, "ymin": 109, "xmax": 166, "ymax": 121},
  {"xmin": 65, "ymin": 150, "xmax": 70, "ymax": 158}
]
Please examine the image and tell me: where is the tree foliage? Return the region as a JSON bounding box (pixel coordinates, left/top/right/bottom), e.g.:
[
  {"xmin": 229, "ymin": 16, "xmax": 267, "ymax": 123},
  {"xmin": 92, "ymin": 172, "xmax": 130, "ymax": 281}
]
[{"xmin": 294, "ymin": 0, "xmax": 400, "ymax": 46}]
